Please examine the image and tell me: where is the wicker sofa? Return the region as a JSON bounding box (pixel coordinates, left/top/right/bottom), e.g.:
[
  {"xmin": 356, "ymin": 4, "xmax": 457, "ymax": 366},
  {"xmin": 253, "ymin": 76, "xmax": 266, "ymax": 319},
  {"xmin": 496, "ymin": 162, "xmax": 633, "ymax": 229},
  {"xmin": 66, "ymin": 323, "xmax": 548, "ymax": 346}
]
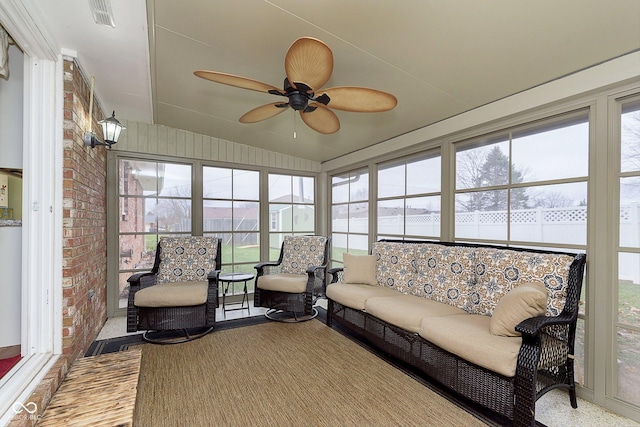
[{"xmin": 326, "ymin": 240, "xmax": 586, "ymax": 427}]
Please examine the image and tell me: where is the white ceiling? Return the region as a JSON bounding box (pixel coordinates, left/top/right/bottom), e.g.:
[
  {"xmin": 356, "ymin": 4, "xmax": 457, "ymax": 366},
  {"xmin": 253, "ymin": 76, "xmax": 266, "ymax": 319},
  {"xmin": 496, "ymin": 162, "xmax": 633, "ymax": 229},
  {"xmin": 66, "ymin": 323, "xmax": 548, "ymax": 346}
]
[{"xmin": 34, "ymin": 0, "xmax": 640, "ymax": 163}]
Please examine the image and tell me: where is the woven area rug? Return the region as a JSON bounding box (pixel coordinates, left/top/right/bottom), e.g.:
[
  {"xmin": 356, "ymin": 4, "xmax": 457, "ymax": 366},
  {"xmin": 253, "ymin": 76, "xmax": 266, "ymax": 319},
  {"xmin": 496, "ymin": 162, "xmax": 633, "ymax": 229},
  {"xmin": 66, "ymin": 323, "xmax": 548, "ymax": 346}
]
[{"xmin": 133, "ymin": 319, "xmax": 491, "ymax": 427}]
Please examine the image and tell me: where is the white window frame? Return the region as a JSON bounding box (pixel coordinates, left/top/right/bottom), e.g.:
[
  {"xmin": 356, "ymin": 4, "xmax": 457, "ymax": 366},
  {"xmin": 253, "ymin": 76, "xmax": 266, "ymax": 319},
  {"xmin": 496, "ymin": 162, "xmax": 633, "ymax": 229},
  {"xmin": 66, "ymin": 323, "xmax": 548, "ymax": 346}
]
[{"xmin": 0, "ymin": 1, "xmax": 63, "ymax": 423}]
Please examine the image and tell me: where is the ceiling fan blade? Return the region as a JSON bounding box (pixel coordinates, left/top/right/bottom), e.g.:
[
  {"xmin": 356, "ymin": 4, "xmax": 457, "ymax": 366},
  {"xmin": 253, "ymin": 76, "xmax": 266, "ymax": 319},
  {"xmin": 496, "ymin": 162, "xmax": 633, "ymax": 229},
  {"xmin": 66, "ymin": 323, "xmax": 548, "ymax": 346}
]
[
  {"xmin": 239, "ymin": 102, "xmax": 289, "ymax": 123},
  {"xmin": 285, "ymin": 37, "xmax": 333, "ymax": 92},
  {"xmin": 194, "ymin": 70, "xmax": 284, "ymax": 94},
  {"xmin": 319, "ymin": 86, "xmax": 398, "ymax": 112},
  {"xmin": 299, "ymin": 103, "xmax": 340, "ymax": 134}
]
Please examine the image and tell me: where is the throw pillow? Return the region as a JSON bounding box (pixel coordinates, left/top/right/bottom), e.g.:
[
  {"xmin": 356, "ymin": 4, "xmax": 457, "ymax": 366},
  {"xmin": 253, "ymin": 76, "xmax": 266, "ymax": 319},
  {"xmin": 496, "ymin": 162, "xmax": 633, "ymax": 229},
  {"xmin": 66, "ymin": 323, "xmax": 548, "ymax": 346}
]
[
  {"xmin": 489, "ymin": 282, "xmax": 548, "ymax": 337},
  {"xmin": 342, "ymin": 253, "xmax": 377, "ymax": 286}
]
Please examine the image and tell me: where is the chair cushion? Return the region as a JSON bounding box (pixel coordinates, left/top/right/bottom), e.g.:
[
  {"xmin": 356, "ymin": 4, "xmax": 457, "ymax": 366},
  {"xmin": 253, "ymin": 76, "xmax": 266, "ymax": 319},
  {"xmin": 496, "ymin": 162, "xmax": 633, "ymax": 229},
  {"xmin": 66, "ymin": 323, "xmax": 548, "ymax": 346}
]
[
  {"xmin": 342, "ymin": 253, "xmax": 377, "ymax": 286},
  {"xmin": 257, "ymin": 273, "xmax": 308, "ymax": 293},
  {"xmin": 156, "ymin": 236, "xmax": 218, "ymax": 284},
  {"xmin": 365, "ymin": 294, "xmax": 467, "ymax": 333},
  {"xmin": 326, "ymin": 283, "xmax": 402, "ymax": 310},
  {"xmin": 371, "ymin": 241, "xmax": 419, "ymax": 293},
  {"xmin": 490, "ymin": 282, "xmax": 548, "ymax": 337},
  {"xmin": 419, "ymin": 314, "xmax": 522, "ymax": 377},
  {"xmin": 280, "ymin": 236, "xmax": 328, "ymax": 275},
  {"xmin": 134, "ymin": 281, "xmax": 208, "ymax": 307}
]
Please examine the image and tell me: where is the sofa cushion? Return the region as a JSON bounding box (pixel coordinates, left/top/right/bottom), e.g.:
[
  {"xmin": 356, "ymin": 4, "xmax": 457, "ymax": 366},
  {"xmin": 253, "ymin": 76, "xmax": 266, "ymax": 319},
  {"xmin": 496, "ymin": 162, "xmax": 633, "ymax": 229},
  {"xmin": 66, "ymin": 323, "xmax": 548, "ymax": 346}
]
[
  {"xmin": 490, "ymin": 283, "xmax": 548, "ymax": 337},
  {"xmin": 365, "ymin": 294, "xmax": 467, "ymax": 333},
  {"xmin": 471, "ymin": 248, "xmax": 575, "ymax": 316},
  {"xmin": 134, "ymin": 281, "xmax": 208, "ymax": 307},
  {"xmin": 257, "ymin": 273, "xmax": 308, "ymax": 293},
  {"xmin": 326, "ymin": 283, "xmax": 402, "ymax": 310},
  {"xmin": 371, "ymin": 242, "xmax": 419, "ymax": 293},
  {"xmin": 414, "ymin": 244, "xmax": 477, "ymax": 312},
  {"xmin": 419, "ymin": 314, "xmax": 522, "ymax": 377},
  {"xmin": 342, "ymin": 253, "xmax": 377, "ymax": 286}
]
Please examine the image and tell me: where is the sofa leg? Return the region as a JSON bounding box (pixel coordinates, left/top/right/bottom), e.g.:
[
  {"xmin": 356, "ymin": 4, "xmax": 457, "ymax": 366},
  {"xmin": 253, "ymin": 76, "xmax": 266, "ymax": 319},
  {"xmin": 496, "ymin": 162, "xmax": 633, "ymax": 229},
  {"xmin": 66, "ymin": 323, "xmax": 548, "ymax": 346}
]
[{"xmin": 326, "ymin": 299, "xmax": 333, "ymax": 327}]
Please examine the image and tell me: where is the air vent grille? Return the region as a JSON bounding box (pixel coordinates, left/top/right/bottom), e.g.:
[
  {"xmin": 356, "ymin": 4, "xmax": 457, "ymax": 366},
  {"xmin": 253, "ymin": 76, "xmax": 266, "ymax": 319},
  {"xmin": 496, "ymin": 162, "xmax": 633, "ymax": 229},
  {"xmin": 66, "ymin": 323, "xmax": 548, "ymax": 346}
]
[{"xmin": 88, "ymin": 0, "xmax": 116, "ymax": 28}]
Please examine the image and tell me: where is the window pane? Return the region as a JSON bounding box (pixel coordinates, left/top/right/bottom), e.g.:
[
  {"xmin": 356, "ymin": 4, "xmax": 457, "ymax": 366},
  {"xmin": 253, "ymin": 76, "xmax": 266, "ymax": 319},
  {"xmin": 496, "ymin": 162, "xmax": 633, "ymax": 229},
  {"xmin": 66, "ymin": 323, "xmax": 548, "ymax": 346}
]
[
  {"xmin": 293, "ymin": 176, "xmax": 314, "ymax": 203},
  {"xmin": 270, "ymin": 204, "xmax": 291, "ymax": 232},
  {"xmin": 512, "ymin": 119, "xmax": 588, "ymax": 182},
  {"xmin": 406, "ymin": 196, "xmax": 440, "ymax": 237},
  {"xmin": 332, "ymin": 205, "xmax": 348, "ymax": 232},
  {"xmin": 511, "ymin": 182, "xmax": 587, "ymax": 245},
  {"xmin": 269, "ymin": 174, "xmax": 291, "ymax": 202},
  {"xmin": 232, "ymin": 232, "xmax": 260, "ymax": 264},
  {"xmin": 158, "ymin": 163, "xmax": 191, "ymax": 198},
  {"xmin": 118, "ymin": 234, "xmax": 155, "ymax": 271},
  {"xmin": 621, "ymin": 103, "xmax": 640, "ymax": 173},
  {"xmin": 455, "ymin": 190, "xmax": 508, "ymax": 240},
  {"xmin": 233, "ymin": 201, "xmax": 259, "ymax": 231},
  {"xmin": 203, "ymin": 167, "xmax": 232, "ymax": 199},
  {"xmin": 156, "ymin": 199, "xmax": 191, "ymax": 232},
  {"xmin": 378, "ymin": 199, "xmax": 404, "ymax": 235},
  {"xmin": 378, "ymin": 162, "xmax": 405, "ymax": 198},
  {"xmin": 233, "ymin": 169, "xmax": 259, "ymax": 200},
  {"xmin": 349, "ymin": 202, "xmax": 369, "ymax": 233},
  {"xmin": 456, "ymin": 139, "xmax": 509, "ymax": 190},
  {"xmin": 119, "ymin": 197, "xmax": 146, "ymax": 232},
  {"xmin": 204, "ymin": 200, "xmax": 232, "ymax": 232},
  {"xmin": 293, "ymin": 205, "xmax": 314, "ymax": 232},
  {"xmin": 349, "ymin": 234, "xmax": 370, "ymax": 254},
  {"xmin": 332, "ymin": 175, "xmax": 349, "ymax": 204},
  {"xmin": 121, "ymin": 160, "xmax": 157, "ymax": 196},
  {"xmin": 620, "ymin": 177, "xmax": 640, "ymax": 248},
  {"xmin": 350, "ymin": 171, "xmax": 369, "ymax": 202},
  {"xmin": 618, "ymin": 253, "xmax": 640, "ymax": 327},
  {"xmin": 407, "ymin": 156, "xmax": 440, "ymax": 195}
]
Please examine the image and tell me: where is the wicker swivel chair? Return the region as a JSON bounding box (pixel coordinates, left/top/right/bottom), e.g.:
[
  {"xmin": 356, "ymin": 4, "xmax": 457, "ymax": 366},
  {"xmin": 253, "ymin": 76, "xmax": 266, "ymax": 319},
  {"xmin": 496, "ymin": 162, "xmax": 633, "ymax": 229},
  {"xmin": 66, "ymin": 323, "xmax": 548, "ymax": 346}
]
[
  {"xmin": 254, "ymin": 235, "xmax": 330, "ymax": 322},
  {"xmin": 127, "ymin": 236, "xmax": 221, "ymax": 344}
]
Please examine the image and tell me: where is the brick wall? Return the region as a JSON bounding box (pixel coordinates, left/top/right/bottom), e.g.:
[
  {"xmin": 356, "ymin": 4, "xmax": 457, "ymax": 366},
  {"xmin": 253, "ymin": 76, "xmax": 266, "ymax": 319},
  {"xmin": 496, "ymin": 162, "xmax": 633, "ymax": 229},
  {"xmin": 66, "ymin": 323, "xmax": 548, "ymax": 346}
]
[{"xmin": 8, "ymin": 58, "xmax": 109, "ymax": 427}]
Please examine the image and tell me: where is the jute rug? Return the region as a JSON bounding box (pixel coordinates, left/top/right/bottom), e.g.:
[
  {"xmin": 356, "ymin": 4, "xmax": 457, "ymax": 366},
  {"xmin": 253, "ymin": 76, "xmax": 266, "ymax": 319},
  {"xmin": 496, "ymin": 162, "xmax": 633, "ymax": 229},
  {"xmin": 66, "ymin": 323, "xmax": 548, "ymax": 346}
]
[{"xmin": 134, "ymin": 320, "xmax": 489, "ymax": 427}]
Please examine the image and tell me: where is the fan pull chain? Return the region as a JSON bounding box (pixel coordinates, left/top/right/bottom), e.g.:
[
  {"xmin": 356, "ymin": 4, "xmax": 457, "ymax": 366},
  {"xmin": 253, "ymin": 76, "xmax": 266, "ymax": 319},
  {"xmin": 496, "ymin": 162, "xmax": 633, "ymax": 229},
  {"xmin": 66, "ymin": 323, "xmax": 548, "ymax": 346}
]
[{"xmin": 293, "ymin": 111, "xmax": 297, "ymax": 139}]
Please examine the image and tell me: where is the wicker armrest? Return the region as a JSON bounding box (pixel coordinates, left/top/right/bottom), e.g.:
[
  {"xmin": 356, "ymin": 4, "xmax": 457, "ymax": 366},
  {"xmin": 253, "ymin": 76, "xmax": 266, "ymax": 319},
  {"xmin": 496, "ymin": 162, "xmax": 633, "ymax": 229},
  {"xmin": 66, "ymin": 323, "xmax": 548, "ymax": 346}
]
[
  {"xmin": 515, "ymin": 310, "xmax": 574, "ymax": 337},
  {"xmin": 255, "ymin": 261, "xmax": 280, "ymax": 273},
  {"xmin": 328, "ymin": 267, "xmax": 344, "ymax": 283},
  {"xmin": 127, "ymin": 271, "xmax": 155, "ymax": 286}
]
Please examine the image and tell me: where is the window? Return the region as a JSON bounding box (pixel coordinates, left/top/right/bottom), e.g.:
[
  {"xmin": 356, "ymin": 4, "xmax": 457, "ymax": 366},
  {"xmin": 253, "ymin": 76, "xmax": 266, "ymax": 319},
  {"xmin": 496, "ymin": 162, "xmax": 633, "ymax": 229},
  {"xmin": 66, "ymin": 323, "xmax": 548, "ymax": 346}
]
[
  {"xmin": 203, "ymin": 166, "xmax": 260, "ymax": 289},
  {"xmin": 331, "ymin": 169, "xmax": 369, "ymax": 266},
  {"xmin": 616, "ymin": 98, "xmax": 640, "ymax": 407},
  {"xmin": 117, "ymin": 160, "xmax": 192, "ymax": 308},
  {"xmin": 377, "ymin": 153, "xmax": 441, "ymax": 240},
  {"xmin": 455, "ymin": 114, "xmax": 589, "ymax": 245},
  {"xmin": 268, "ymin": 174, "xmax": 315, "ymax": 259}
]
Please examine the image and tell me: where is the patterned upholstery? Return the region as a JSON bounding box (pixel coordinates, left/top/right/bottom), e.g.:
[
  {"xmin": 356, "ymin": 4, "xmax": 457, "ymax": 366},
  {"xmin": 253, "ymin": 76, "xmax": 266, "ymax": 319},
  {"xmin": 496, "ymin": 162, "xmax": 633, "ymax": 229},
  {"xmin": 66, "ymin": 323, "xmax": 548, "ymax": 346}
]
[
  {"xmin": 280, "ymin": 235, "xmax": 328, "ymax": 275},
  {"xmin": 353, "ymin": 241, "xmax": 574, "ymax": 317},
  {"xmin": 371, "ymin": 242, "xmax": 418, "ymax": 292},
  {"xmin": 156, "ymin": 236, "xmax": 219, "ymax": 284},
  {"xmin": 471, "ymin": 248, "xmax": 574, "ymax": 316},
  {"xmin": 414, "ymin": 244, "xmax": 477, "ymax": 311}
]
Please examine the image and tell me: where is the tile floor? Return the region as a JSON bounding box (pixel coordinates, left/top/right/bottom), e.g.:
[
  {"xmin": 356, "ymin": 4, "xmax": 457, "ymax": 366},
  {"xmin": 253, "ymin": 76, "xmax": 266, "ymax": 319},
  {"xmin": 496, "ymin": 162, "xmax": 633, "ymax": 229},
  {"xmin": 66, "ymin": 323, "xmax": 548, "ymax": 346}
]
[{"xmin": 97, "ymin": 301, "xmax": 639, "ymax": 427}]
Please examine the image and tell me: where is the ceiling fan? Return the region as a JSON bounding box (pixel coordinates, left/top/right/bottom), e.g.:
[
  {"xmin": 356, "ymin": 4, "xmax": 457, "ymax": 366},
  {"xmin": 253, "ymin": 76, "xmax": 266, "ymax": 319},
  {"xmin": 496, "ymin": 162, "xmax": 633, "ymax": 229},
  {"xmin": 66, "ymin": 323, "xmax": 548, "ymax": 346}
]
[{"xmin": 194, "ymin": 37, "xmax": 397, "ymax": 134}]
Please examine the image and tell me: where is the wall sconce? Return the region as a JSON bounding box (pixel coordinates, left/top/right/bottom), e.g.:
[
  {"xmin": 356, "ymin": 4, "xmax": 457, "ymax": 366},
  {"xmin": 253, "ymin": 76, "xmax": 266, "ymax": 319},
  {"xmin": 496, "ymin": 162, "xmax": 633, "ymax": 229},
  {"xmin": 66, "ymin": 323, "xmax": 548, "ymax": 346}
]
[{"xmin": 84, "ymin": 111, "xmax": 126, "ymax": 149}]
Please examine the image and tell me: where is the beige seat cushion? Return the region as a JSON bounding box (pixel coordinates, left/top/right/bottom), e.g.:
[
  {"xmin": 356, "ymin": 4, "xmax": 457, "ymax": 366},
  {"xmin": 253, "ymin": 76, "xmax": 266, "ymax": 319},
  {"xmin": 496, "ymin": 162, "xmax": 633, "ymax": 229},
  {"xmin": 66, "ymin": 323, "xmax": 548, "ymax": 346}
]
[
  {"xmin": 419, "ymin": 314, "xmax": 522, "ymax": 377},
  {"xmin": 257, "ymin": 273, "xmax": 308, "ymax": 293},
  {"xmin": 134, "ymin": 281, "xmax": 208, "ymax": 307},
  {"xmin": 342, "ymin": 253, "xmax": 378, "ymax": 285},
  {"xmin": 326, "ymin": 283, "xmax": 401, "ymax": 310},
  {"xmin": 365, "ymin": 294, "xmax": 467, "ymax": 333},
  {"xmin": 490, "ymin": 282, "xmax": 548, "ymax": 337}
]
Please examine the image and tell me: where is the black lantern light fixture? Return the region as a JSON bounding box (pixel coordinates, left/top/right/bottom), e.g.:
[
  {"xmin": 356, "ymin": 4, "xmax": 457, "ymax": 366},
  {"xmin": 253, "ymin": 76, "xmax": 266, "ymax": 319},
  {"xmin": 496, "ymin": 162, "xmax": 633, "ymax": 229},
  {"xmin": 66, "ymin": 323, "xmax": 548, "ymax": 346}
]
[{"xmin": 84, "ymin": 111, "xmax": 126, "ymax": 149}]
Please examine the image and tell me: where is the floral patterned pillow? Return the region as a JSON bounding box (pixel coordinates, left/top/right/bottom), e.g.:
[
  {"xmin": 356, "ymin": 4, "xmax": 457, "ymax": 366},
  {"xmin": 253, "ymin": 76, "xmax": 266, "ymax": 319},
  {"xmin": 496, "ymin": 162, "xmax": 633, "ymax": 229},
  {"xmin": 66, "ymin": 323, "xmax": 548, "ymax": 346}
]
[
  {"xmin": 280, "ymin": 236, "xmax": 328, "ymax": 275},
  {"xmin": 371, "ymin": 242, "xmax": 419, "ymax": 293},
  {"xmin": 156, "ymin": 236, "xmax": 219, "ymax": 284},
  {"xmin": 470, "ymin": 248, "xmax": 574, "ymax": 316},
  {"xmin": 414, "ymin": 244, "xmax": 477, "ymax": 311}
]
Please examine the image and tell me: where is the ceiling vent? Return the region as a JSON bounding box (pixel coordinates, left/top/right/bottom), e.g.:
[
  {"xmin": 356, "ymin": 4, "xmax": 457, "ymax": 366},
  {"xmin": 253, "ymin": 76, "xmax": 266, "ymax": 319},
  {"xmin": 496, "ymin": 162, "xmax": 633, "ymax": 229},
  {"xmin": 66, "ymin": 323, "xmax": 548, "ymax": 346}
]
[{"xmin": 88, "ymin": 0, "xmax": 116, "ymax": 28}]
